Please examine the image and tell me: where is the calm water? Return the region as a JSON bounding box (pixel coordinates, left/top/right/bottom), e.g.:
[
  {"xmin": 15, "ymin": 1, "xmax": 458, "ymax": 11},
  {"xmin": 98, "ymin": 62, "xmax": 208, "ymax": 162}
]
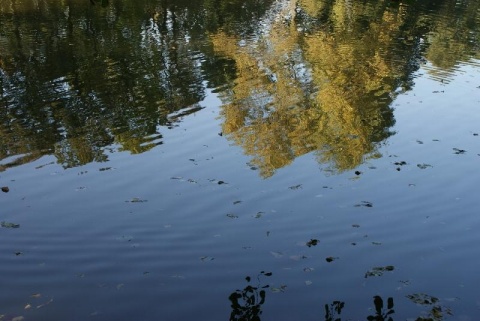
[{"xmin": 1, "ymin": 0, "xmax": 480, "ymax": 320}]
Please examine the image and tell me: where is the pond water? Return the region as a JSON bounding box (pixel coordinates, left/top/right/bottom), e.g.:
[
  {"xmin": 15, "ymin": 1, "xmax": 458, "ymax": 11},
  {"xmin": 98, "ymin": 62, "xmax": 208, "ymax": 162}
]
[{"xmin": 1, "ymin": 0, "xmax": 480, "ymax": 320}]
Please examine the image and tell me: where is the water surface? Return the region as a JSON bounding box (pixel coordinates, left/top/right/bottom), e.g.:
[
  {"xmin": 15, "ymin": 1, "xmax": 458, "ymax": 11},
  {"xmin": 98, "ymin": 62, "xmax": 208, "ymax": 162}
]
[{"xmin": 1, "ymin": 0, "xmax": 480, "ymax": 320}]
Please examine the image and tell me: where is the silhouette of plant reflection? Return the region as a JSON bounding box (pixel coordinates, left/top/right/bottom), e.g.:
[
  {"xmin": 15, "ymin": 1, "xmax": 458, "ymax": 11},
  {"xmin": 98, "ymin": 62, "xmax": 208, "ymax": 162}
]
[
  {"xmin": 323, "ymin": 294, "xmax": 452, "ymax": 321},
  {"xmin": 324, "ymin": 300, "xmax": 345, "ymax": 321},
  {"xmin": 228, "ymin": 271, "xmax": 272, "ymax": 321},
  {"xmin": 367, "ymin": 296, "xmax": 395, "ymax": 321}
]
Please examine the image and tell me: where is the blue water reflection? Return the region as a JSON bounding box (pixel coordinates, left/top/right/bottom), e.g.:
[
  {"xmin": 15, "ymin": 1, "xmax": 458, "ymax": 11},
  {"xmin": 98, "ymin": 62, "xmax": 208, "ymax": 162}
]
[{"xmin": 1, "ymin": 0, "xmax": 479, "ymax": 320}]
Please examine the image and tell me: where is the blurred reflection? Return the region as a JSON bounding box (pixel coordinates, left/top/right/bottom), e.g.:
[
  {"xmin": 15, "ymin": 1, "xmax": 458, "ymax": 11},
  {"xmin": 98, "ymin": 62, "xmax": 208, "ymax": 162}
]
[{"xmin": 0, "ymin": 0, "xmax": 479, "ymax": 173}]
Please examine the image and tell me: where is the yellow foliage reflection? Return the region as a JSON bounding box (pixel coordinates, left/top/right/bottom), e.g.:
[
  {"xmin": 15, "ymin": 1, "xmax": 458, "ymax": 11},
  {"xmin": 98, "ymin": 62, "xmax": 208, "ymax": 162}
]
[{"xmin": 211, "ymin": 0, "xmax": 407, "ymax": 177}]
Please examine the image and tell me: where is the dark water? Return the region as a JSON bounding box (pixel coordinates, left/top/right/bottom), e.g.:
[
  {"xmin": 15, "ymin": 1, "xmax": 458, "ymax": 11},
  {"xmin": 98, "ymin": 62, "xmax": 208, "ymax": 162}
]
[{"xmin": 1, "ymin": 0, "xmax": 480, "ymax": 320}]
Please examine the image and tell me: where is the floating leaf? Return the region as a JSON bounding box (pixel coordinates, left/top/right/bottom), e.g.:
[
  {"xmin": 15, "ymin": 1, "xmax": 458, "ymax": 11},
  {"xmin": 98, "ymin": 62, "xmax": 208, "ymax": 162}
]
[
  {"xmin": 270, "ymin": 251, "xmax": 283, "ymax": 258},
  {"xmin": 1, "ymin": 221, "xmax": 20, "ymax": 228},
  {"xmin": 254, "ymin": 212, "xmax": 264, "ymax": 218},
  {"xmin": 417, "ymin": 163, "xmax": 433, "ymax": 169},
  {"xmin": 36, "ymin": 298, "xmax": 53, "ymax": 309},
  {"xmin": 365, "ymin": 266, "xmax": 395, "ymax": 278},
  {"xmin": 126, "ymin": 197, "xmax": 147, "ymax": 203},
  {"xmin": 271, "ymin": 285, "xmax": 287, "ymax": 293},
  {"xmin": 355, "ymin": 201, "xmax": 373, "ymax": 208},
  {"xmin": 406, "ymin": 293, "xmax": 439, "ymax": 305},
  {"xmin": 288, "ymin": 184, "xmax": 302, "ymax": 190}
]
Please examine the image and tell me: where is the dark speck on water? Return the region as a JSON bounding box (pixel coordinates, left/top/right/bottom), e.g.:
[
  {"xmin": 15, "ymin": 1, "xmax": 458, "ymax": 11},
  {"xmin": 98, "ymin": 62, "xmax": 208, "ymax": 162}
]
[{"xmin": 1, "ymin": 186, "xmax": 9, "ymax": 193}]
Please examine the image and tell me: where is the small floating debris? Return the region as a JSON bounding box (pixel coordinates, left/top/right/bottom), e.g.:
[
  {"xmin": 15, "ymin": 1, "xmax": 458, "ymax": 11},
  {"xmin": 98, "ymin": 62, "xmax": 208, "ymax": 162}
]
[
  {"xmin": 1, "ymin": 221, "xmax": 20, "ymax": 228},
  {"xmin": 1, "ymin": 186, "xmax": 9, "ymax": 193},
  {"xmin": 200, "ymin": 256, "xmax": 215, "ymax": 261},
  {"xmin": 354, "ymin": 171, "xmax": 362, "ymax": 175},
  {"xmin": 452, "ymin": 148, "xmax": 466, "ymax": 154}
]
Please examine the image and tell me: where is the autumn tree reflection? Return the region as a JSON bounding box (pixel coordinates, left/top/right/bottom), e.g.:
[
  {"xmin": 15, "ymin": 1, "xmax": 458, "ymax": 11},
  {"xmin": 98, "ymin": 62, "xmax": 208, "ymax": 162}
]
[
  {"xmin": 1, "ymin": 0, "xmax": 479, "ymax": 171},
  {"xmin": 211, "ymin": 0, "xmax": 480, "ymax": 177}
]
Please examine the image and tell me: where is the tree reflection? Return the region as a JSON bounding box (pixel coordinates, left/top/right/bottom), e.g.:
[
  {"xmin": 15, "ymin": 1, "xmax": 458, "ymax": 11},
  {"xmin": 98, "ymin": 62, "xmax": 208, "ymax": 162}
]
[
  {"xmin": 211, "ymin": 0, "xmax": 480, "ymax": 177},
  {"xmin": 0, "ymin": 0, "xmax": 479, "ymax": 172}
]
